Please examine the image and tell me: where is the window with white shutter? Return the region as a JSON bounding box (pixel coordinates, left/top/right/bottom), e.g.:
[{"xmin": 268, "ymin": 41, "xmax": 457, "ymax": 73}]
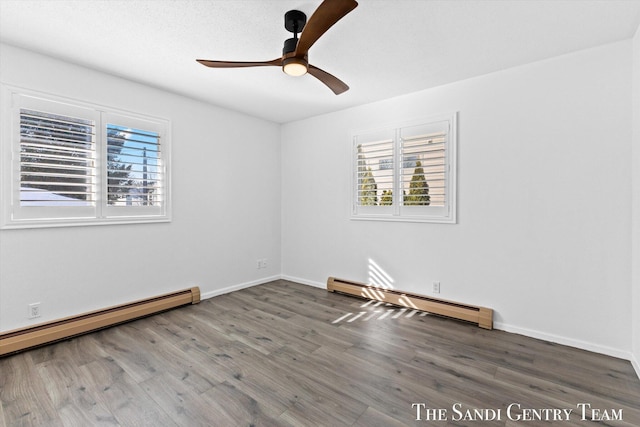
[
  {"xmin": 106, "ymin": 124, "xmax": 162, "ymax": 208},
  {"xmin": 355, "ymin": 129, "xmax": 394, "ymax": 216},
  {"xmin": 352, "ymin": 113, "xmax": 456, "ymax": 223},
  {"xmin": 1, "ymin": 87, "xmax": 170, "ymax": 228},
  {"xmin": 103, "ymin": 112, "xmax": 166, "ymax": 219},
  {"xmin": 20, "ymin": 109, "xmax": 96, "ymax": 207}
]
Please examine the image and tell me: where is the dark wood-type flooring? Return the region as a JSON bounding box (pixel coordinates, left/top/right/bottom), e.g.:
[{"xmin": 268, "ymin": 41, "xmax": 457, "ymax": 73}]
[{"xmin": 1, "ymin": 280, "xmax": 639, "ymax": 426}]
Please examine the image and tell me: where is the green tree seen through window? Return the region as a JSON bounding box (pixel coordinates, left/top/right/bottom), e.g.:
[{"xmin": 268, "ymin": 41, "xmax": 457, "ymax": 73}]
[{"xmin": 404, "ymin": 160, "xmax": 430, "ymax": 206}]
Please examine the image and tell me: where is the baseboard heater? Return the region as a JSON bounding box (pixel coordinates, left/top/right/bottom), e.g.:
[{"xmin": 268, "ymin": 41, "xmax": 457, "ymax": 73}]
[
  {"xmin": 327, "ymin": 277, "xmax": 492, "ymax": 329},
  {"xmin": 0, "ymin": 287, "xmax": 201, "ymax": 357}
]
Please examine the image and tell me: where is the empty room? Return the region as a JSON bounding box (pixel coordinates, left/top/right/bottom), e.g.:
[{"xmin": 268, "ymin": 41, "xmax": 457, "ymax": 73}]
[{"xmin": 1, "ymin": 0, "xmax": 640, "ymax": 425}]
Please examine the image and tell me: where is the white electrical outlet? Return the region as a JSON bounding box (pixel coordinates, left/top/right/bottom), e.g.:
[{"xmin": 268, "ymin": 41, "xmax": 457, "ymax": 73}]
[
  {"xmin": 262, "ymin": 258, "xmax": 267, "ymax": 268},
  {"xmin": 256, "ymin": 259, "xmax": 262, "ymax": 269},
  {"xmin": 28, "ymin": 302, "xmax": 41, "ymax": 319},
  {"xmin": 433, "ymin": 282, "xmax": 441, "ymax": 294}
]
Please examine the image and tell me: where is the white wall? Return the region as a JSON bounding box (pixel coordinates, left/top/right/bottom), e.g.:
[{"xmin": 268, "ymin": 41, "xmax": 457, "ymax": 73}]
[
  {"xmin": 631, "ymin": 25, "xmax": 640, "ymax": 376},
  {"xmin": 0, "ymin": 44, "xmax": 281, "ymax": 332},
  {"xmin": 282, "ymin": 41, "xmax": 633, "ymax": 358}
]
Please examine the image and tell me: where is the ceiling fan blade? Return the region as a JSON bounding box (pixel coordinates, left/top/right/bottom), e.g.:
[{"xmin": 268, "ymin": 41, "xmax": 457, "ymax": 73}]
[
  {"xmin": 308, "ymin": 64, "xmax": 349, "ymax": 95},
  {"xmin": 197, "ymin": 58, "xmax": 283, "ymax": 68},
  {"xmin": 295, "ymin": 0, "xmax": 358, "ymax": 57}
]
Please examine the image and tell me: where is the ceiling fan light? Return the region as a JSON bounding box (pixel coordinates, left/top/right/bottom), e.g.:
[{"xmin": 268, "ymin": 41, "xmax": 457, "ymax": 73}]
[{"xmin": 283, "ymin": 58, "xmax": 308, "ymax": 76}]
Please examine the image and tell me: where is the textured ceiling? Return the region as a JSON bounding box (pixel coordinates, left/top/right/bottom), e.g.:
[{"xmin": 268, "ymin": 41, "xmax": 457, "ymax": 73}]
[{"xmin": 1, "ymin": 0, "xmax": 639, "ymax": 123}]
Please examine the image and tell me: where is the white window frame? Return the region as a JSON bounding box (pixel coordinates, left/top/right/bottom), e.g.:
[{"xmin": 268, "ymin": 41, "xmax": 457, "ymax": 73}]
[
  {"xmin": 351, "ymin": 113, "xmax": 457, "ymax": 224},
  {"xmin": 1, "ymin": 85, "xmax": 171, "ymax": 229}
]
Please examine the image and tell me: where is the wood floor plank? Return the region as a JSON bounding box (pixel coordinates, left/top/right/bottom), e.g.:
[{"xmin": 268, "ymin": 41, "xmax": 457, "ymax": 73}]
[
  {"xmin": 201, "ymin": 381, "xmax": 288, "ymax": 427},
  {"xmin": 1, "ymin": 280, "xmax": 639, "ymax": 427},
  {"xmin": 242, "ymin": 282, "xmax": 355, "ymax": 323},
  {"xmin": 258, "ymin": 351, "xmax": 368, "ymax": 425},
  {"xmin": 35, "ymin": 358, "xmax": 116, "ymax": 425},
  {"xmin": 337, "ymin": 341, "xmax": 501, "ymax": 409},
  {"xmin": 0, "ymin": 354, "xmax": 64, "ymax": 427},
  {"xmin": 269, "ymin": 343, "xmax": 452, "ymax": 425},
  {"xmin": 79, "ymin": 358, "xmax": 178, "ymax": 427},
  {"xmin": 140, "ymin": 372, "xmax": 232, "ymax": 426},
  {"xmin": 278, "ymin": 397, "xmax": 364, "ymax": 427},
  {"xmin": 28, "ymin": 333, "xmax": 111, "ymax": 367},
  {"xmin": 186, "ymin": 305, "xmax": 291, "ymax": 356},
  {"xmin": 222, "ymin": 291, "xmax": 298, "ymax": 320},
  {"xmin": 54, "ymin": 403, "xmax": 118, "ymax": 427},
  {"xmin": 114, "ymin": 326, "xmax": 218, "ymax": 395},
  {"xmin": 90, "ymin": 327, "xmax": 165, "ymax": 384},
  {"xmin": 352, "ymin": 406, "xmax": 416, "ymax": 427},
  {"xmin": 0, "ymin": 398, "xmax": 5, "ymax": 427},
  {"xmin": 532, "ymin": 350, "xmax": 640, "ymax": 405},
  {"xmin": 198, "ymin": 339, "xmax": 368, "ymax": 424},
  {"xmin": 173, "ymin": 338, "xmax": 299, "ymax": 414},
  {"xmin": 219, "ymin": 308, "xmax": 322, "ymax": 355}
]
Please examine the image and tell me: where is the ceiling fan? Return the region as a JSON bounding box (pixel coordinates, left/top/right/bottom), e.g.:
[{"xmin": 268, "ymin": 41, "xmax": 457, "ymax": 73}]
[{"xmin": 196, "ymin": 0, "xmax": 358, "ymax": 95}]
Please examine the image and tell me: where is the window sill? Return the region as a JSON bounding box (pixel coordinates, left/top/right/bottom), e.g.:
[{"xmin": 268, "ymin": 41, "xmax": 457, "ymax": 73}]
[
  {"xmin": 350, "ymin": 214, "xmax": 456, "ymax": 224},
  {"xmin": 1, "ymin": 216, "xmax": 171, "ymax": 230}
]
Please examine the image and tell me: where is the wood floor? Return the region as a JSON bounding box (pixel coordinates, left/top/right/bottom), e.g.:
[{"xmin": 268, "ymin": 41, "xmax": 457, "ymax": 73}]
[{"xmin": 1, "ymin": 280, "xmax": 639, "ymax": 426}]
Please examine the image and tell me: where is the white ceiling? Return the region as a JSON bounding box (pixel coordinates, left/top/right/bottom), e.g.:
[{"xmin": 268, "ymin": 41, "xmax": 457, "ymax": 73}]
[{"xmin": 1, "ymin": 0, "xmax": 639, "ymax": 123}]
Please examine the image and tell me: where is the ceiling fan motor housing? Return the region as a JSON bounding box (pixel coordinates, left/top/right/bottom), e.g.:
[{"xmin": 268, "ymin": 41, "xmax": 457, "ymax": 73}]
[{"xmin": 283, "ymin": 37, "xmax": 298, "ymax": 55}]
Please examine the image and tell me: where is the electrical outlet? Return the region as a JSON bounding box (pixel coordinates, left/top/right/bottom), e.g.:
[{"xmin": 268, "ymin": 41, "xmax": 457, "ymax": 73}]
[
  {"xmin": 256, "ymin": 259, "xmax": 262, "ymax": 269},
  {"xmin": 28, "ymin": 302, "xmax": 41, "ymax": 319},
  {"xmin": 262, "ymin": 258, "xmax": 267, "ymax": 268},
  {"xmin": 433, "ymin": 282, "xmax": 441, "ymax": 294}
]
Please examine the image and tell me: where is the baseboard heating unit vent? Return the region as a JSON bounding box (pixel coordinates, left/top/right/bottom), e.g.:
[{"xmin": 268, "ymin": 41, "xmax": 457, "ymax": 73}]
[
  {"xmin": 0, "ymin": 287, "xmax": 201, "ymax": 356},
  {"xmin": 327, "ymin": 277, "xmax": 492, "ymax": 329}
]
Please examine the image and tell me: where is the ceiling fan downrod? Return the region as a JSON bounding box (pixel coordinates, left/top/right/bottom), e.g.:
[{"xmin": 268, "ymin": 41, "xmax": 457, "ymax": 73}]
[
  {"xmin": 282, "ymin": 9, "xmax": 308, "ymax": 76},
  {"xmin": 283, "ymin": 10, "xmax": 306, "ymax": 55}
]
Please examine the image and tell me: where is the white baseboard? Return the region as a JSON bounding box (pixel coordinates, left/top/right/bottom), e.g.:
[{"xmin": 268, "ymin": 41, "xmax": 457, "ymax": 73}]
[
  {"xmin": 280, "ymin": 274, "xmax": 325, "ymax": 289},
  {"xmin": 493, "ymin": 321, "xmax": 633, "ymax": 362},
  {"xmin": 199, "ymin": 274, "xmax": 325, "ymax": 301},
  {"xmin": 200, "ymin": 275, "xmax": 282, "ymax": 300}
]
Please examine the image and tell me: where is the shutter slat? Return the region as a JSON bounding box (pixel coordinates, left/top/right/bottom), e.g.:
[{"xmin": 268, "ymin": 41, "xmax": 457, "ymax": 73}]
[
  {"xmin": 21, "ymin": 180, "xmax": 92, "ymax": 188},
  {"xmin": 21, "ymin": 152, "xmax": 92, "ymax": 165},
  {"xmin": 21, "ymin": 140, "xmax": 93, "ymax": 153},
  {"xmin": 21, "ymin": 173, "xmax": 95, "ymax": 182},
  {"xmin": 21, "ymin": 111, "xmax": 93, "ymax": 127},
  {"xmin": 21, "ymin": 162, "xmax": 93, "ymax": 172},
  {"xmin": 21, "ymin": 129, "xmax": 94, "ymax": 142},
  {"xmin": 108, "ymin": 137, "xmax": 161, "ymax": 148},
  {"xmin": 107, "ymin": 158, "xmax": 162, "ymax": 169}
]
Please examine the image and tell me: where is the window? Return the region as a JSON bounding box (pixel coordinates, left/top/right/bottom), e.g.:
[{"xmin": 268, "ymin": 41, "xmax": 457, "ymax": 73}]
[
  {"xmin": 352, "ymin": 113, "xmax": 456, "ymax": 223},
  {"xmin": 1, "ymin": 87, "xmax": 170, "ymax": 228}
]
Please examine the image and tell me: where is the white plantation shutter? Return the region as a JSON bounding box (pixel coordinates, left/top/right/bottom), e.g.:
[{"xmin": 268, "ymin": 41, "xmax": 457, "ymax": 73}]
[
  {"xmin": 353, "ymin": 129, "xmax": 395, "ymax": 218},
  {"xmin": 2, "ymin": 88, "xmax": 170, "ymax": 228},
  {"xmin": 352, "ymin": 113, "xmax": 456, "ymax": 223},
  {"xmin": 400, "ymin": 120, "xmax": 449, "ymax": 212},
  {"xmin": 355, "ymin": 130, "xmax": 394, "ymax": 209},
  {"xmin": 106, "ymin": 124, "xmax": 163, "ymax": 208},
  {"xmin": 103, "ymin": 112, "xmax": 167, "ymax": 219},
  {"xmin": 20, "ymin": 109, "xmax": 96, "ymax": 206}
]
